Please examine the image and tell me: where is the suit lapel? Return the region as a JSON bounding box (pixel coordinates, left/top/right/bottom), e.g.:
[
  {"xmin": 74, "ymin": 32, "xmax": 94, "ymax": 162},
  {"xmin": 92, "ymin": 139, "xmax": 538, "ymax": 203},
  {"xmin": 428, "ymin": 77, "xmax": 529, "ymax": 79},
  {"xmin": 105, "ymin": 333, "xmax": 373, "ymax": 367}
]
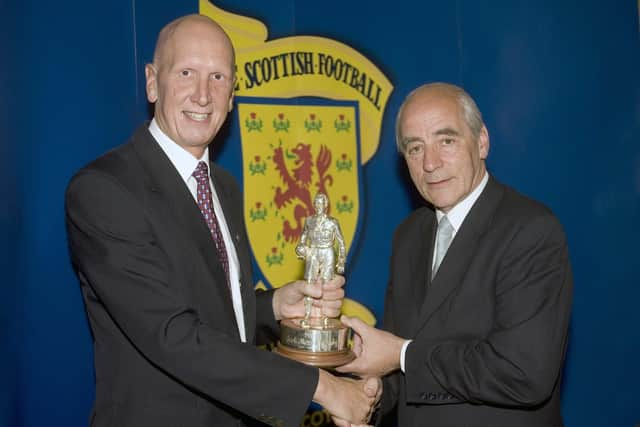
[
  {"xmin": 417, "ymin": 176, "xmax": 504, "ymax": 329},
  {"xmin": 130, "ymin": 126, "xmax": 240, "ymax": 337},
  {"xmin": 410, "ymin": 212, "xmax": 437, "ymax": 311}
]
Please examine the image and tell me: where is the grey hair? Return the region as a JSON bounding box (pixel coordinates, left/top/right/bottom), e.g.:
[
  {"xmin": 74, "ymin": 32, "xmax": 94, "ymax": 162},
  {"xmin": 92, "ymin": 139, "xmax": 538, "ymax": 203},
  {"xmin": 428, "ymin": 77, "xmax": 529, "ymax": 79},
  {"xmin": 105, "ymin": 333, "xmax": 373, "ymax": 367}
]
[{"xmin": 395, "ymin": 82, "xmax": 484, "ymax": 153}]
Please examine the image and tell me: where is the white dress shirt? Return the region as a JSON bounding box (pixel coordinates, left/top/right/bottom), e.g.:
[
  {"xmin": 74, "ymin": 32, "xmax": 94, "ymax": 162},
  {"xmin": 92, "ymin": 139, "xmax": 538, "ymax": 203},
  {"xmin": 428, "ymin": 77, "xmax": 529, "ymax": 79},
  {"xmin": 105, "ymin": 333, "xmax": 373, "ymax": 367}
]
[
  {"xmin": 431, "ymin": 171, "xmax": 489, "ymax": 271},
  {"xmin": 400, "ymin": 171, "xmax": 489, "ymax": 372},
  {"xmin": 149, "ymin": 119, "xmax": 247, "ymax": 342}
]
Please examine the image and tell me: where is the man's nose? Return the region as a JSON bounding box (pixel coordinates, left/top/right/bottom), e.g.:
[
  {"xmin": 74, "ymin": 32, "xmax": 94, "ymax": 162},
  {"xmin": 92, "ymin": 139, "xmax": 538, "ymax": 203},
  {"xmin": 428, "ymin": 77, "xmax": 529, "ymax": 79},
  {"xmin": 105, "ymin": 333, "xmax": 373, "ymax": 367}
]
[
  {"xmin": 191, "ymin": 78, "xmax": 211, "ymax": 106},
  {"xmin": 422, "ymin": 145, "xmax": 442, "ymax": 172}
]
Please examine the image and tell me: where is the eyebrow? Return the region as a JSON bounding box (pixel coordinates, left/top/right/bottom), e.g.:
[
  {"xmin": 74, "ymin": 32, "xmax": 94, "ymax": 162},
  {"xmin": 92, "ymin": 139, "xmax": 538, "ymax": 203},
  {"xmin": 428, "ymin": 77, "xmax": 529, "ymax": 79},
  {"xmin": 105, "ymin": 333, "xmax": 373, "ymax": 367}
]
[
  {"xmin": 433, "ymin": 127, "xmax": 461, "ymax": 137},
  {"xmin": 400, "ymin": 136, "xmax": 422, "ymax": 147},
  {"xmin": 400, "ymin": 126, "xmax": 461, "ymax": 147}
]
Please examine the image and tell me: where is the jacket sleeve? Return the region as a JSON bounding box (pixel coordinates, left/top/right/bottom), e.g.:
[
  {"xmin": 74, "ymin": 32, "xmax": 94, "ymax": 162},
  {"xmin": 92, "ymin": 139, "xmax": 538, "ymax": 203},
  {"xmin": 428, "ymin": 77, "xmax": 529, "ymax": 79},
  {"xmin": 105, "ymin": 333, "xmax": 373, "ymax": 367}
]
[
  {"xmin": 378, "ymin": 279, "xmax": 400, "ymax": 417},
  {"xmin": 66, "ymin": 170, "xmax": 317, "ymax": 427},
  {"xmin": 404, "ymin": 212, "xmax": 573, "ymax": 407},
  {"xmin": 254, "ymin": 288, "xmax": 280, "ymax": 345}
]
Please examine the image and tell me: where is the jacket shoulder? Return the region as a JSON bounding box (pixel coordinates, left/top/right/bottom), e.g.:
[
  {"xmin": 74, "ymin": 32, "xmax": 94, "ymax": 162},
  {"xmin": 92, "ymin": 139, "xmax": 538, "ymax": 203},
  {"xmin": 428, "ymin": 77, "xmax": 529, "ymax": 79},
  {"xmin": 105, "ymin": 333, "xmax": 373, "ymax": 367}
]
[
  {"xmin": 393, "ymin": 206, "xmax": 434, "ymax": 242},
  {"xmin": 66, "ymin": 126, "xmax": 150, "ymax": 193},
  {"xmin": 496, "ymin": 182, "xmax": 561, "ymax": 228}
]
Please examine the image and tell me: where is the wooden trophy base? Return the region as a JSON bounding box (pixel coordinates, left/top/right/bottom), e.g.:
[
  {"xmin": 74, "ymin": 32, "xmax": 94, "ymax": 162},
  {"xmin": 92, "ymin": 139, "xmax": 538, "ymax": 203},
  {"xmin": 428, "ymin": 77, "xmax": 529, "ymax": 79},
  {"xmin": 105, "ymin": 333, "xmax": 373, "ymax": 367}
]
[{"xmin": 276, "ymin": 317, "xmax": 355, "ymax": 368}]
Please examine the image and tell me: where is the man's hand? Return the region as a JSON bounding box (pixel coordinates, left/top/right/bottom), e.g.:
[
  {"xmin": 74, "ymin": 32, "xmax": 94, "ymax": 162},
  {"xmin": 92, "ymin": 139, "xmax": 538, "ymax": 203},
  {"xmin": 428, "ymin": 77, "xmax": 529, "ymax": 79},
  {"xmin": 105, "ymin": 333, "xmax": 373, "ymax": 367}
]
[
  {"xmin": 331, "ymin": 375, "xmax": 382, "ymax": 427},
  {"xmin": 336, "ymin": 315, "xmax": 406, "ymax": 377},
  {"xmin": 272, "ymin": 275, "xmax": 345, "ymax": 320},
  {"xmin": 314, "ymin": 370, "xmax": 381, "ymax": 426}
]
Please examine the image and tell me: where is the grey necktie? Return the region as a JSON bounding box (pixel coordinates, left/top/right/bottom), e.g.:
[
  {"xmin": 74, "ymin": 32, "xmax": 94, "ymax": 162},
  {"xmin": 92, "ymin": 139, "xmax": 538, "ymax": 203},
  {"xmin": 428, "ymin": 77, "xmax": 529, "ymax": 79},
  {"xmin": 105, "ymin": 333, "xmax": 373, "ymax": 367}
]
[{"xmin": 432, "ymin": 215, "xmax": 454, "ymax": 278}]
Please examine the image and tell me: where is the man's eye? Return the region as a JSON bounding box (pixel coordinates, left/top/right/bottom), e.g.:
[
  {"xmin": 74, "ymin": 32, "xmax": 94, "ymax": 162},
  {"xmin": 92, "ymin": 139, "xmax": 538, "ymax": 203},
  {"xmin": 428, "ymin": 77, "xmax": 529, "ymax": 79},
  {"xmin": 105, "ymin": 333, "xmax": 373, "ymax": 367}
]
[
  {"xmin": 180, "ymin": 70, "xmax": 191, "ymax": 77},
  {"xmin": 212, "ymin": 73, "xmax": 225, "ymax": 81},
  {"xmin": 440, "ymin": 138, "xmax": 457, "ymax": 149},
  {"xmin": 406, "ymin": 144, "xmax": 423, "ymax": 156}
]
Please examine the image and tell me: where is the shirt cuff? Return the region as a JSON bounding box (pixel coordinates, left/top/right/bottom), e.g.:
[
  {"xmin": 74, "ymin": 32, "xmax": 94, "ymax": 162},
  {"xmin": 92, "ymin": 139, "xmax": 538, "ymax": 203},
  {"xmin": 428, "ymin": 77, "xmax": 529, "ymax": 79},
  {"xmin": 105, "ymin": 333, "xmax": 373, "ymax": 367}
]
[{"xmin": 400, "ymin": 339, "xmax": 412, "ymax": 373}]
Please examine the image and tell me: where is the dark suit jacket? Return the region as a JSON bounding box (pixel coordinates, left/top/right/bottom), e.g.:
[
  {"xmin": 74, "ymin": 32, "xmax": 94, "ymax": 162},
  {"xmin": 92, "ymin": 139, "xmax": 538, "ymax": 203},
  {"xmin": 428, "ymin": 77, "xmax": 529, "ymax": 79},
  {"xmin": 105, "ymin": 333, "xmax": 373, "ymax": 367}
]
[
  {"xmin": 65, "ymin": 125, "xmax": 317, "ymax": 427},
  {"xmin": 381, "ymin": 176, "xmax": 573, "ymax": 427}
]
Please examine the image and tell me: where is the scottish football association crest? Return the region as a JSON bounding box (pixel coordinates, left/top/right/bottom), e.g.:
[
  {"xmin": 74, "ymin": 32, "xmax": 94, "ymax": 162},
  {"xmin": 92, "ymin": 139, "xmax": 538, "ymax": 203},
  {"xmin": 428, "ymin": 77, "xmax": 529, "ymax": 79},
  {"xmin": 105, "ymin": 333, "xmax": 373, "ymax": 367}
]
[{"xmin": 201, "ymin": 1, "xmax": 392, "ymax": 335}]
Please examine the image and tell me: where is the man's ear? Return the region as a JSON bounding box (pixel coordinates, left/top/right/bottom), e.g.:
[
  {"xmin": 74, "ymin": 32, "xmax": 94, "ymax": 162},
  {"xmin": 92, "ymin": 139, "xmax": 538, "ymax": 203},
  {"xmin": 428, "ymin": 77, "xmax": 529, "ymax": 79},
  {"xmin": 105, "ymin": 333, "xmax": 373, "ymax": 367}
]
[
  {"xmin": 227, "ymin": 89, "xmax": 235, "ymax": 113},
  {"xmin": 145, "ymin": 64, "xmax": 158, "ymax": 103},
  {"xmin": 478, "ymin": 125, "xmax": 490, "ymax": 160}
]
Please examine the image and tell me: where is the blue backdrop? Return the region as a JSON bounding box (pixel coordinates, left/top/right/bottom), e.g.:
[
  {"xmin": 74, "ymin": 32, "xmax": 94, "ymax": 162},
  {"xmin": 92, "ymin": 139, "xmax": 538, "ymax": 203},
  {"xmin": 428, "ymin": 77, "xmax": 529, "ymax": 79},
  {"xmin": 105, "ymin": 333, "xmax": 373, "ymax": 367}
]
[{"xmin": 3, "ymin": 1, "xmax": 639, "ymax": 426}]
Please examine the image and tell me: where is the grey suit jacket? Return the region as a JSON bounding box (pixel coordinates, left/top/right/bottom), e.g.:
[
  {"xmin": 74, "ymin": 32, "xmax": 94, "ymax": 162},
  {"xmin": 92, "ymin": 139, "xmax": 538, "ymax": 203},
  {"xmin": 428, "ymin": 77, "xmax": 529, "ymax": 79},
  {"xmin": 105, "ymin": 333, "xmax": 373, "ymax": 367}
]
[
  {"xmin": 381, "ymin": 176, "xmax": 572, "ymax": 427},
  {"xmin": 65, "ymin": 125, "xmax": 317, "ymax": 427}
]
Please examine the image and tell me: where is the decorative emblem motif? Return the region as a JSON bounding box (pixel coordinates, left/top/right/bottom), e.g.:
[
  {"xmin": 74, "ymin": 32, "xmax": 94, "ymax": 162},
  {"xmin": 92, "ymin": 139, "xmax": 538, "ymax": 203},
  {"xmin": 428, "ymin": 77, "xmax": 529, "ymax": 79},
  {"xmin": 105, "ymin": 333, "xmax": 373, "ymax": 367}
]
[
  {"xmin": 273, "ymin": 113, "xmax": 290, "ymax": 132},
  {"xmin": 304, "ymin": 113, "xmax": 322, "ymax": 132},
  {"xmin": 336, "ymin": 195, "xmax": 354, "ymax": 213},
  {"xmin": 266, "ymin": 246, "xmax": 284, "ymax": 266},
  {"xmin": 248, "ymin": 155, "xmax": 267, "ymax": 175},
  {"xmin": 249, "ymin": 201, "xmax": 268, "ymax": 221},
  {"xmin": 334, "ymin": 114, "xmax": 351, "ymax": 132},
  {"xmin": 273, "ymin": 142, "xmax": 333, "ymax": 243},
  {"xmin": 245, "ymin": 112, "xmax": 263, "ymax": 132},
  {"xmin": 336, "ymin": 153, "xmax": 353, "ymax": 172}
]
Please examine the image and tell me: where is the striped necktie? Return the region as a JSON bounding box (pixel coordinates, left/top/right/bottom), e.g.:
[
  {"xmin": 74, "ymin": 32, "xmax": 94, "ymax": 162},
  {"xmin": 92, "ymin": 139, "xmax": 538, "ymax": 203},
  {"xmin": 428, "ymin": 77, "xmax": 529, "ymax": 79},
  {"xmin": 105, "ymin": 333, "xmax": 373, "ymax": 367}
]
[{"xmin": 192, "ymin": 161, "xmax": 230, "ymax": 288}]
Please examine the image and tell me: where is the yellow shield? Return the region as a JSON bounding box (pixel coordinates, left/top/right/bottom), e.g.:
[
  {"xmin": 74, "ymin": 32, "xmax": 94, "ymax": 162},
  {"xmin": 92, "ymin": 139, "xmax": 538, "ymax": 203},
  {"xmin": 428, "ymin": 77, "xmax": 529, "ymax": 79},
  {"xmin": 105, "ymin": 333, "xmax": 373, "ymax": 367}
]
[{"xmin": 239, "ymin": 101, "xmax": 360, "ymax": 289}]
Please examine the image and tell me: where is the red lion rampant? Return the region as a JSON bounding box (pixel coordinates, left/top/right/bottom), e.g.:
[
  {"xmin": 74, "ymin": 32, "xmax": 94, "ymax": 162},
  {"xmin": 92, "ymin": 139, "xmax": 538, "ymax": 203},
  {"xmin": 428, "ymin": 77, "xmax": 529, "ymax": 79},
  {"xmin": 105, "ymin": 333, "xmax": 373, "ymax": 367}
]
[{"xmin": 273, "ymin": 143, "xmax": 334, "ymax": 242}]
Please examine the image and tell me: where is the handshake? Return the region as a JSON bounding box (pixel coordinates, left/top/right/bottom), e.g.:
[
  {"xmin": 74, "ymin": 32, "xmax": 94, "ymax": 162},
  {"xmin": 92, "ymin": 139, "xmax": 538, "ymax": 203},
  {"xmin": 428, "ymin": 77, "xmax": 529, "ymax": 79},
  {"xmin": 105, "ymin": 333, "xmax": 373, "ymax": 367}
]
[{"xmin": 274, "ymin": 275, "xmax": 401, "ymax": 427}]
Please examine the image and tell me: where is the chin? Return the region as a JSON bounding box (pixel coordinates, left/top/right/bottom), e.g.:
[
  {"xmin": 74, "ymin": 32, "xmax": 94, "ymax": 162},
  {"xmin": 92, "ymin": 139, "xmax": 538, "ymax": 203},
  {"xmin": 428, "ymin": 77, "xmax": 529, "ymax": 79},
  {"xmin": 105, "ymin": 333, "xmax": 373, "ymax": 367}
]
[
  {"xmin": 182, "ymin": 131, "xmax": 215, "ymax": 146},
  {"xmin": 425, "ymin": 196, "xmax": 449, "ymax": 211}
]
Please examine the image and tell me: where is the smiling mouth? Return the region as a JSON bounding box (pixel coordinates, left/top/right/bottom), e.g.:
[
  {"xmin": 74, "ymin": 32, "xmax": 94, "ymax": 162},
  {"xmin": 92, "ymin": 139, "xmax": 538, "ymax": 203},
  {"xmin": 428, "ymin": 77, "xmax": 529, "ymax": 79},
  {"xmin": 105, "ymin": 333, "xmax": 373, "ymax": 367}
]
[{"xmin": 184, "ymin": 111, "xmax": 210, "ymax": 121}]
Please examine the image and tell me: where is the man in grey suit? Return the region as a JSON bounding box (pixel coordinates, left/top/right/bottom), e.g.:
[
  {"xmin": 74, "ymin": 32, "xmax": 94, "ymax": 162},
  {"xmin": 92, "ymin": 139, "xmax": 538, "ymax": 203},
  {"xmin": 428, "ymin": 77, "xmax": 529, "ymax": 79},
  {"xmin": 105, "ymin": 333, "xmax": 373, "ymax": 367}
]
[
  {"xmin": 65, "ymin": 14, "xmax": 379, "ymax": 427},
  {"xmin": 338, "ymin": 83, "xmax": 572, "ymax": 426}
]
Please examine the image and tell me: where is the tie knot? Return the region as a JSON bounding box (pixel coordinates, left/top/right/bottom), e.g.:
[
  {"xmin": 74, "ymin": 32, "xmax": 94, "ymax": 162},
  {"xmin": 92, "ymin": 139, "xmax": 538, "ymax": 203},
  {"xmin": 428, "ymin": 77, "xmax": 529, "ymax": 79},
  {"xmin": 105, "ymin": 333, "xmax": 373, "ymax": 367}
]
[{"xmin": 193, "ymin": 161, "xmax": 209, "ymax": 182}]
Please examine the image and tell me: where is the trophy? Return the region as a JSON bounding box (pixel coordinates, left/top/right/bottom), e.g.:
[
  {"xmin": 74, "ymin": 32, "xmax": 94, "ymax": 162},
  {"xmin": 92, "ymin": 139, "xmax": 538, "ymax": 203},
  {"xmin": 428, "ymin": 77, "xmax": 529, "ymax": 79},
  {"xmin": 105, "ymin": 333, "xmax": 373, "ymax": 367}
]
[{"xmin": 276, "ymin": 192, "xmax": 355, "ymax": 367}]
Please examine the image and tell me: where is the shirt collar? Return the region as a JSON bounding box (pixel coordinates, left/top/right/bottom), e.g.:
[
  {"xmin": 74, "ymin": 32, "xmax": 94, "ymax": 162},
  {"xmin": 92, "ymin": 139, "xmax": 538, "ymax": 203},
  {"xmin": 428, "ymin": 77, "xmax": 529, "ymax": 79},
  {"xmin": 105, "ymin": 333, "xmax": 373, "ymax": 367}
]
[
  {"xmin": 436, "ymin": 171, "xmax": 489, "ymax": 232},
  {"xmin": 148, "ymin": 118, "xmax": 209, "ymax": 184}
]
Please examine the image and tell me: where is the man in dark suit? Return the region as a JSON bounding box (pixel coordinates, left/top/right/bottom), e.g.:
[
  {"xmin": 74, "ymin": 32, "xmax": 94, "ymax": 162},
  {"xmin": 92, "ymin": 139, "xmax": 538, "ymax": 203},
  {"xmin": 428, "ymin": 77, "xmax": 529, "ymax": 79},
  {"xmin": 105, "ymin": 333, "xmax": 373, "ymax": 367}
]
[
  {"xmin": 65, "ymin": 14, "xmax": 379, "ymax": 427},
  {"xmin": 338, "ymin": 83, "xmax": 573, "ymax": 426}
]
